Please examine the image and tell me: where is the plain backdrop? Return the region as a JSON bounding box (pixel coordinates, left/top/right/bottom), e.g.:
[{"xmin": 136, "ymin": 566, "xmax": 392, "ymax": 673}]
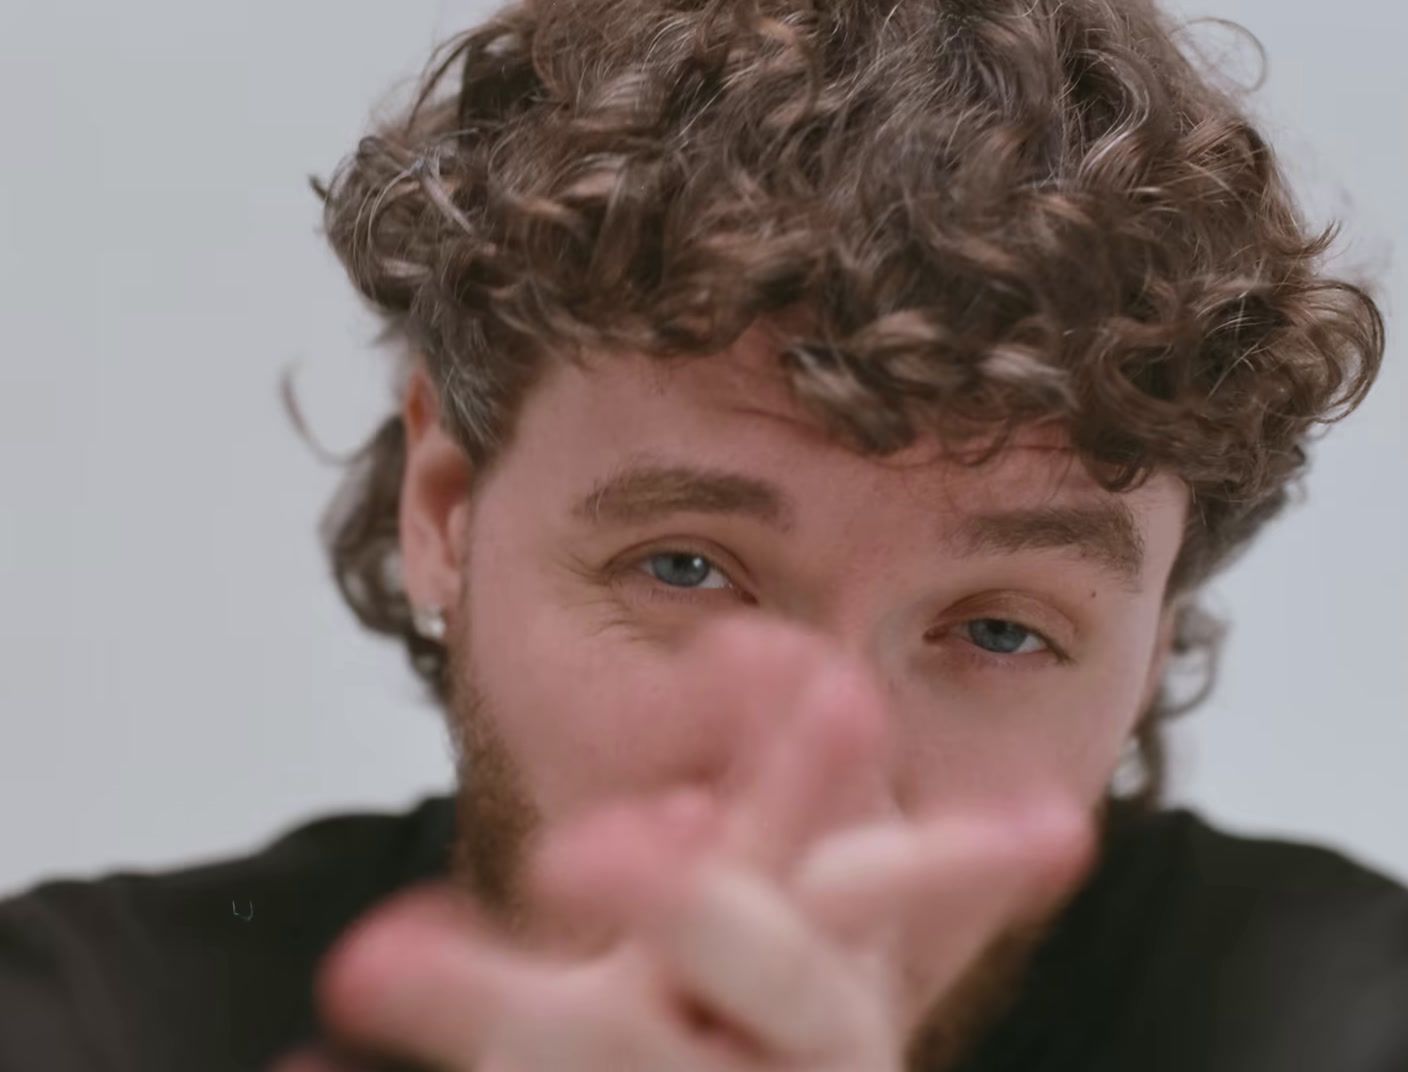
[{"xmin": 1, "ymin": 0, "xmax": 1404, "ymax": 896}]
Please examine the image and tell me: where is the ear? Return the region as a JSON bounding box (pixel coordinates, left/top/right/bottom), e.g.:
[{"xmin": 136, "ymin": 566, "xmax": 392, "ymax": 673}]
[
  {"xmin": 1135, "ymin": 597, "xmax": 1182, "ymax": 717},
  {"xmin": 399, "ymin": 361, "xmax": 474, "ymax": 617}
]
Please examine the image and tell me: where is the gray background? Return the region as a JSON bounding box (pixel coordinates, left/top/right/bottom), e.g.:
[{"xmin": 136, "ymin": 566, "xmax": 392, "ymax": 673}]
[{"xmin": 1, "ymin": 0, "xmax": 1404, "ymax": 896}]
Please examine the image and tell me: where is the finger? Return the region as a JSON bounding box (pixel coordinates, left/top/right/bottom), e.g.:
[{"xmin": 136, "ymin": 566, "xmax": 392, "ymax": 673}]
[
  {"xmin": 793, "ymin": 798, "xmax": 1094, "ymax": 1019},
  {"xmin": 484, "ymin": 947, "xmax": 757, "ymax": 1072},
  {"xmin": 318, "ymin": 878, "xmax": 762, "ymax": 1072},
  {"xmin": 796, "ymin": 799, "xmax": 1093, "ymax": 938},
  {"xmin": 537, "ymin": 814, "xmax": 881, "ymax": 1061},
  {"xmin": 684, "ymin": 618, "xmax": 894, "ymax": 875},
  {"xmin": 524, "ymin": 783, "xmax": 722, "ymax": 950},
  {"xmin": 632, "ymin": 857, "xmax": 889, "ymax": 1062},
  {"xmin": 315, "ymin": 883, "xmax": 569, "ymax": 1072},
  {"xmin": 472, "ymin": 1059, "xmax": 520, "ymax": 1072},
  {"xmin": 529, "ymin": 788, "xmax": 889, "ymax": 1059},
  {"xmin": 493, "ymin": 1001, "xmax": 750, "ymax": 1072},
  {"xmin": 722, "ymin": 656, "xmax": 893, "ymax": 877}
]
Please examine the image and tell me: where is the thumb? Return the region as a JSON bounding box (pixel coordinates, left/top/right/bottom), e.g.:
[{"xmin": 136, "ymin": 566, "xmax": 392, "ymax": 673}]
[{"xmin": 314, "ymin": 882, "xmax": 533, "ymax": 1071}]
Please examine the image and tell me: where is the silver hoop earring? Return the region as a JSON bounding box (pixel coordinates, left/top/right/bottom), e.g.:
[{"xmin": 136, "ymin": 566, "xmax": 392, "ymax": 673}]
[{"xmin": 411, "ymin": 604, "xmax": 447, "ymax": 643}]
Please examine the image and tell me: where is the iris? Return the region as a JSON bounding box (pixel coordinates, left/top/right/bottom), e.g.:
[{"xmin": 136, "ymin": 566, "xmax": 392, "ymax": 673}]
[
  {"xmin": 967, "ymin": 618, "xmax": 1041, "ymax": 655},
  {"xmin": 646, "ymin": 552, "xmax": 718, "ymax": 589}
]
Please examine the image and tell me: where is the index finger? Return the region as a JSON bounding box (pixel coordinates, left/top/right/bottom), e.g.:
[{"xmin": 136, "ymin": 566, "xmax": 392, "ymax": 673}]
[
  {"xmin": 686, "ymin": 618, "xmax": 894, "ymax": 876},
  {"xmin": 724, "ymin": 657, "xmax": 893, "ymax": 877},
  {"xmin": 792, "ymin": 796, "xmax": 1095, "ymax": 1030},
  {"xmin": 314, "ymin": 883, "xmax": 551, "ymax": 1070}
]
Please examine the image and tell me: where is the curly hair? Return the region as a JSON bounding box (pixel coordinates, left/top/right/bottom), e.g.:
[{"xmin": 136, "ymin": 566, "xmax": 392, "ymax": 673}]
[{"xmin": 311, "ymin": 0, "xmax": 1384, "ymax": 813}]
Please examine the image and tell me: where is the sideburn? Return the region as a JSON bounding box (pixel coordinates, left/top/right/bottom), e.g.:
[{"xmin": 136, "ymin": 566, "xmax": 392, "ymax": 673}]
[{"xmin": 444, "ymin": 632, "xmax": 542, "ymax": 932}]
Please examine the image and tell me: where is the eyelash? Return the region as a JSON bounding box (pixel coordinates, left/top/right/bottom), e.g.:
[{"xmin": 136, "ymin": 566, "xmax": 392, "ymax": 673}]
[{"xmin": 619, "ymin": 547, "xmax": 1070, "ymax": 666}]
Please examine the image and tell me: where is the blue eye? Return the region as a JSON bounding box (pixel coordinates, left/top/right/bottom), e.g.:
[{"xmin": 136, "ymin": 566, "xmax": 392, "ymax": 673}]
[
  {"xmin": 964, "ymin": 618, "xmax": 1049, "ymax": 656},
  {"xmin": 642, "ymin": 552, "xmax": 730, "ymax": 590}
]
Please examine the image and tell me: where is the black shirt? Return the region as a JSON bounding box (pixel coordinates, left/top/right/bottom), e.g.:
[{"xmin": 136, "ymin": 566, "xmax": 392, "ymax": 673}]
[{"xmin": 2, "ymin": 796, "xmax": 1406, "ymax": 1071}]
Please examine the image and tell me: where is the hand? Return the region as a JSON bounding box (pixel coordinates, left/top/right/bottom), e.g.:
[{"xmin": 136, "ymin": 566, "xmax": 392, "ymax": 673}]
[{"xmin": 309, "ymin": 621, "xmax": 1093, "ymax": 1071}]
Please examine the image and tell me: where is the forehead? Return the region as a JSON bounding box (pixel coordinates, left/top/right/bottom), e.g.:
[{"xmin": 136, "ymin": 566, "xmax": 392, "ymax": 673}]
[
  {"xmin": 545, "ymin": 325, "xmax": 1157, "ymax": 505},
  {"xmin": 491, "ymin": 327, "xmax": 1191, "ymax": 599},
  {"xmin": 499, "ymin": 346, "xmax": 1180, "ymax": 606}
]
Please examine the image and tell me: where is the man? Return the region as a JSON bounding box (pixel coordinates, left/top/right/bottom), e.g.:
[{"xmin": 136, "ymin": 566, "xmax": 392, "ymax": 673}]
[{"xmin": 2, "ymin": 0, "xmax": 1402, "ymax": 1069}]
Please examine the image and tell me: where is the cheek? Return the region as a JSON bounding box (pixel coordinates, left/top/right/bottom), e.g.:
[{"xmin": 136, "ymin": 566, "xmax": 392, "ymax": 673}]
[
  {"xmin": 461, "ymin": 512, "xmax": 725, "ymax": 822},
  {"xmin": 894, "ymin": 625, "xmax": 1157, "ymax": 812}
]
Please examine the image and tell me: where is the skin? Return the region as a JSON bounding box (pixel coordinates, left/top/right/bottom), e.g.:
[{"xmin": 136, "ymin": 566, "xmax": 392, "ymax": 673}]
[{"xmin": 293, "ymin": 321, "xmax": 1189, "ymax": 1071}]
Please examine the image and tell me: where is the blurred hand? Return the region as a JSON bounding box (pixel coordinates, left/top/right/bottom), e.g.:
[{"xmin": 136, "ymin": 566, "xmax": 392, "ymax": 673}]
[{"xmin": 303, "ymin": 621, "xmax": 1093, "ymax": 1071}]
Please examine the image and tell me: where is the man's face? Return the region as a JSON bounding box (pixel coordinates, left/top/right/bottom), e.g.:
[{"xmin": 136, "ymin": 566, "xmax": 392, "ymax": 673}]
[{"xmin": 398, "ymin": 322, "xmax": 1187, "ymax": 1049}]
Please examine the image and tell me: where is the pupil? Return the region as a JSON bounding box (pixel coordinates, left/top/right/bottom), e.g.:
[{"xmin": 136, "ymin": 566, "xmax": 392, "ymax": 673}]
[
  {"xmin": 651, "ymin": 554, "xmax": 711, "ymax": 587},
  {"xmin": 972, "ymin": 619, "xmax": 1027, "ymax": 654}
]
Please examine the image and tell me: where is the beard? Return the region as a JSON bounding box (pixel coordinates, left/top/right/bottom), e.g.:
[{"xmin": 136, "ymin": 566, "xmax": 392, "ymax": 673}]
[
  {"xmin": 440, "ymin": 632, "xmax": 1078, "ymax": 1072},
  {"xmin": 899, "ymin": 917, "xmax": 1055, "ymax": 1069},
  {"xmin": 443, "ymin": 648, "xmax": 539, "ymax": 925}
]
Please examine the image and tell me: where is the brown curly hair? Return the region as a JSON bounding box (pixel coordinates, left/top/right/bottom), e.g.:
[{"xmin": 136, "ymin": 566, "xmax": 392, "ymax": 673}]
[{"xmin": 310, "ymin": 0, "xmax": 1384, "ymax": 813}]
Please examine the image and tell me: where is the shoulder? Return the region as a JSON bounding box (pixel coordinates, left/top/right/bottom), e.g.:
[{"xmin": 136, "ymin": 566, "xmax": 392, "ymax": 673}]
[
  {"xmin": 1131, "ymin": 809, "xmax": 1408, "ymax": 961},
  {"xmin": 1090, "ymin": 808, "xmax": 1408, "ymax": 1070},
  {"xmin": 0, "ymin": 794, "xmax": 455, "ymax": 1072}
]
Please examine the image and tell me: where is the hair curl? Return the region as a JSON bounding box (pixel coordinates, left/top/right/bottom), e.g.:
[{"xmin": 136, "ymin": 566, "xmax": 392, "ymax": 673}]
[{"xmin": 312, "ymin": 0, "xmax": 1384, "ymax": 813}]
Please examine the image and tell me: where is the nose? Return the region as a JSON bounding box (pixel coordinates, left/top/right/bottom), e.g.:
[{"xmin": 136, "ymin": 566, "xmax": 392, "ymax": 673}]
[{"xmin": 689, "ymin": 614, "xmax": 906, "ymax": 830}]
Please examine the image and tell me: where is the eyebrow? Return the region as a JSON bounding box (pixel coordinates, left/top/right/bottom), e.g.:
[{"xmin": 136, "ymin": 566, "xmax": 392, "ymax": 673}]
[
  {"xmin": 944, "ymin": 503, "xmax": 1146, "ymax": 593},
  {"xmin": 573, "ymin": 463, "xmax": 1145, "ymax": 590},
  {"xmin": 573, "ymin": 464, "xmax": 792, "ymax": 529}
]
